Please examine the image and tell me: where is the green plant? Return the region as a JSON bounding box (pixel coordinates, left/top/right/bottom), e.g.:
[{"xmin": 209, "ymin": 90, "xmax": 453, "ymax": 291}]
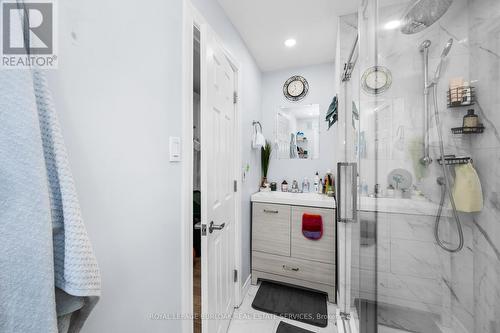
[{"xmin": 261, "ymin": 140, "xmax": 272, "ymax": 181}]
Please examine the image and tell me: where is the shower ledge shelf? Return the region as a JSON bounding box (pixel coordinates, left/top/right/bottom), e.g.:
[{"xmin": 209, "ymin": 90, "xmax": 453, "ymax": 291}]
[{"xmin": 359, "ymin": 196, "xmax": 451, "ymax": 217}]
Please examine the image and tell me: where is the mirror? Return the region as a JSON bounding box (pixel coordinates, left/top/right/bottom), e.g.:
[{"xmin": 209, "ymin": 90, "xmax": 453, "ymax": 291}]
[{"xmin": 275, "ymin": 104, "xmax": 320, "ymax": 160}]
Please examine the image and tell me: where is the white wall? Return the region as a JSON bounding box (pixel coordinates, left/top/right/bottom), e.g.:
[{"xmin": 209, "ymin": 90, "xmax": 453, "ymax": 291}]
[
  {"xmin": 261, "ymin": 63, "xmax": 336, "ymax": 184},
  {"xmin": 190, "ymin": 0, "xmax": 263, "ymax": 283},
  {"xmin": 47, "ymin": 0, "xmax": 184, "ymax": 331}
]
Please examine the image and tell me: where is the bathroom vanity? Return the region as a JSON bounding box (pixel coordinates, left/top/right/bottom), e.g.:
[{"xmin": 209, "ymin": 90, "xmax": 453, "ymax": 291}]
[{"xmin": 250, "ymin": 192, "xmax": 336, "ymax": 302}]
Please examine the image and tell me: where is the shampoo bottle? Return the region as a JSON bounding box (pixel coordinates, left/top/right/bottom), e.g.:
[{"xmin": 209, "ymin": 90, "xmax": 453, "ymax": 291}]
[
  {"xmin": 314, "ymin": 172, "xmax": 320, "ymax": 193},
  {"xmin": 463, "ymin": 109, "xmax": 479, "ymax": 132}
]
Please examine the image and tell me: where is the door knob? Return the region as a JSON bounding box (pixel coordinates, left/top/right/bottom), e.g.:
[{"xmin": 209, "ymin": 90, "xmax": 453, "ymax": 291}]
[{"xmin": 209, "ymin": 221, "xmax": 225, "ymax": 234}]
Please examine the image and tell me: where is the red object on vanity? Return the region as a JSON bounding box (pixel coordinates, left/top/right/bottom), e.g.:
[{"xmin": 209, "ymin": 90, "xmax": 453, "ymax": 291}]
[{"xmin": 302, "ymin": 213, "xmax": 323, "ymax": 240}]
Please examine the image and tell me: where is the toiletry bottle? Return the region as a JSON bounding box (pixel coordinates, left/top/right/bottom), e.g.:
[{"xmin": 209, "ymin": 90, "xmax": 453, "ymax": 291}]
[
  {"xmin": 326, "ymin": 169, "xmax": 334, "ymax": 197},
  {"xmin": 387, "ymin": 185, "xmax": 395, "ymax": 198},
  {"xmin": 302, "ymin": 178, "xmax": 310, "ymax": 193},
  {"xmin": 281, "ymin": 180, "xmax": 288, "ymax": 192},
  {"xmin": 361, "ymin": 179, "xmax": 368, "ymax": 196},
  {"xmin": 323, "ymin": 173, "xmax": 329, "ymax": 194},
  {"xmin": 314, "ymin": 172, "xmax": 320, "ymax": 193},
  {"xmin": 291, "ymin": 180, "xmax": 299, "ymax": 193},
  {"xmin": 463, "ymin": 109, "xmax": 478, "ymax": 132},
  {"xmin": 461, "ymin": 81, "xmax": 471, "ymax": 105},
  {"xmin": 449, "ymin": 77, "xmax": 464, "ymax": 105},
  {"xmin": 330, "ymin": 174, "xmax": 335, "ymax": 197}
]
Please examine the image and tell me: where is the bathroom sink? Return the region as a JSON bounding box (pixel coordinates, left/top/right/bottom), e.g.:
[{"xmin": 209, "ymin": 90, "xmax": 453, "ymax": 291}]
[{"xmin": 251, "ymin": 191, "xmax": 336, "ymax": 208}]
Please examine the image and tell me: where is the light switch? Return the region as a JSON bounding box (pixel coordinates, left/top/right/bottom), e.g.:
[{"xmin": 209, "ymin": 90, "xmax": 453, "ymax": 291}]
[{"xmin": 169, "ymin": 136, "xmax": 181, "ymax": 162}]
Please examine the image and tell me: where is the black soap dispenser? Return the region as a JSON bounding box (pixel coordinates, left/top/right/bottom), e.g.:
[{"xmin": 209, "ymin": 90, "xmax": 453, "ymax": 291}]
[{"xmin": 463, "ymin": 109, "xmax": 478, "ymax": 132}]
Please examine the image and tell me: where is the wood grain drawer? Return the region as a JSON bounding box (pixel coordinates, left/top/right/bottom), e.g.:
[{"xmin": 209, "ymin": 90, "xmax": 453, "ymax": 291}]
[
  {"xmin": 252, "ymin": 203, "xmax": 291, "ymax": 256},
  {"xmin": 291, "ymin": 206, "xmax": 335, "ymax": 264},
  {"xmin": 252, "ymin": 250, "xmax": 335, "ymax": 286}
]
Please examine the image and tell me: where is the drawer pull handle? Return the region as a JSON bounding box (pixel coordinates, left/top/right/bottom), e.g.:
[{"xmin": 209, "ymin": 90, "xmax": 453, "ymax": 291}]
[
  {"xmin": 282, "ymin": 265, "xmax": 299, "ymax": 272},
  {"xmin": 263, "ymin": 209, "xmax": 279, "ymax": 214}
]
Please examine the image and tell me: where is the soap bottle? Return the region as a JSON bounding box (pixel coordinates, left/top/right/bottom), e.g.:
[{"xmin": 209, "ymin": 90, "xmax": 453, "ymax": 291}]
[
  {"xmin": 302, "ymin": 178, "xmax": 310, "ymax": 193},
  {"xmin": 314, "ymin": 172, "xmax": 320, "ymax": 193},
  {"xmin": 463, "ymin": 109, "xmax": 478, "ymax": 132},
  {"xmin": 281, "ymin": 180, "xmax": 288, "ymax": 192}
]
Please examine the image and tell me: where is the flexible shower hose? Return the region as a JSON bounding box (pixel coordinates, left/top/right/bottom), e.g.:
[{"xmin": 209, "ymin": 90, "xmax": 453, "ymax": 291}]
[{"xmin": 432, "ymin": 84, "xmax": 464, "ymax": 253}]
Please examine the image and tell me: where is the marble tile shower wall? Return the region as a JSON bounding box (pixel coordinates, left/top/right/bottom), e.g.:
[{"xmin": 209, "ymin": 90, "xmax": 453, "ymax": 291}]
[
  {"xmin": 467, "ymin": 0, "xmax": 500, "ymax": 332},
  {"xmin": 352, "ymin": 209, "xmax": 474, "ymax": 333},
  {"xmin": 359, "ymin": 0, "xmax": 471, "ymax": 201}
]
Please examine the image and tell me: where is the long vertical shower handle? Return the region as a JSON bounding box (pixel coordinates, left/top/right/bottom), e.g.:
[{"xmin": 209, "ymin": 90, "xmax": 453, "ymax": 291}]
[{"xmin": 337, "ymin": 162, "xmax": 358, "ymax": 223}]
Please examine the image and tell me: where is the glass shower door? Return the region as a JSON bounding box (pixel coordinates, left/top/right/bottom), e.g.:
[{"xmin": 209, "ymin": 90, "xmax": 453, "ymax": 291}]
[
  {"xmin": 339, "ymin": 0, "xmax": 486, "ymax": 332},
  {"xmin": 336, "ymin": 9, "xmax": 371, "ymax": 333}
]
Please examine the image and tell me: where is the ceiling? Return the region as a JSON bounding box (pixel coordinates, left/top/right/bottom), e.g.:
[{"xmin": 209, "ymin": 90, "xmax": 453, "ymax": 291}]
[{"xmin": 217, "ymin": 0, "xmax": 359, "ymax": 72}]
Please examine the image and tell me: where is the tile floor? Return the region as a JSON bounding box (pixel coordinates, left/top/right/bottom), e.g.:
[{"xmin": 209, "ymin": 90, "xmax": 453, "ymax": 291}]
[
  {"xmin": 227, "ymin": 283, "xmax": 338, "ymax": 333},
  {"xmin": 226, "ymin": 283, "xmax": 458, "ymax": 333}
]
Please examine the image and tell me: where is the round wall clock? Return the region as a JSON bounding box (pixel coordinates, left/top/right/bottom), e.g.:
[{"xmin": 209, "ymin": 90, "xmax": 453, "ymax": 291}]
[
  {"xmin": 283, "ymin": 76, "xmax": 309, "ymax": 101},
  {"xmin": 361, "ymin": 66, "xmax": 392, "ymax": 95}
]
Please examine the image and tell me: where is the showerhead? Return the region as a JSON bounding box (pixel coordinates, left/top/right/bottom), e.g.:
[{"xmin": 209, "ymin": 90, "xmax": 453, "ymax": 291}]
[
  {"xmin": 433, "ymin": 38, "xmax": 453, "ymax": 82},
  {"xmin": 440, "ymin": 38, "xmax": 453, "ymax": 57},
  {"xmin": 401, "ymin": 0, "xmax": 453, "ymax": 34}
]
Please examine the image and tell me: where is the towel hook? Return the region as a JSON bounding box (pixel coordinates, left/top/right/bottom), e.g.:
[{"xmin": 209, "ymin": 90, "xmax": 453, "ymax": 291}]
[{"xmin": 252, "ymin": 121, "xmax": 262, "ymax": 132}]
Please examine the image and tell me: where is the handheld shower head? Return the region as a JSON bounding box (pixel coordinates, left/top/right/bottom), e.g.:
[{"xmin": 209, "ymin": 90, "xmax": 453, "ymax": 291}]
[
  {"xmin": 434, "ymin": 38, "xmax": 453, "ymax": 82},
  {"xmin": 440, "ymin": 38, "xmax": 453, "ymax": 57}
]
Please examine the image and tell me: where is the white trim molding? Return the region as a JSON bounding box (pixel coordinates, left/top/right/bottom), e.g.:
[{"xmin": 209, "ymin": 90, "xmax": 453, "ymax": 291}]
[
  {"xmin": 181, "ymin": 2, "xmax": 243, "ymax": 332},
  {"xmin": 180, "ymin": 1, "xmax": 195, "ymax": 333},
  {"xmin": 237, "ymin": 274, "xmax": 252, "ymax": 308}
]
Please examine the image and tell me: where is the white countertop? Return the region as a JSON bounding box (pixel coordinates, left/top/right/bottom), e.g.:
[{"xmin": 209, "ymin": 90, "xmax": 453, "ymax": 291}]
[
  {"xmin": 251, "ymin": 191, "xmax": 336, "ymax": 209},
  {"xmin": 251, "ymin": 192, "xmax": 443, "ymax": 215}
]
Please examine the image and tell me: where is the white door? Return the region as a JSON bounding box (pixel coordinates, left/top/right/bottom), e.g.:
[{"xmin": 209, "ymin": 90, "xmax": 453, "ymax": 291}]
[{"xmin": 200, "ymin": 26, "xmax": 236, "ymax": 333}]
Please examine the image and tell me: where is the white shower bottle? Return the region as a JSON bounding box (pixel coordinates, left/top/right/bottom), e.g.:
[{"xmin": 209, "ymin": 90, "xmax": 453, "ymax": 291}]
[{"xmin": 314, "ymin": 172, "xmax": 320, "ymax": 193}]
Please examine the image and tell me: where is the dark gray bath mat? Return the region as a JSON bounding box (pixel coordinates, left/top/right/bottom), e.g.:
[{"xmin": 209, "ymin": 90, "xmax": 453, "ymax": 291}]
[
  {"xmin": 356, "ymin": 298, "xmax": 442, "ymax": 333},
  {"xmin": 276, "ymin": 321, "xmax": 314, "ymax": 333},
  {"xmin": 252, "ymin": 281, "xmax": 328, "ymax": 327}
]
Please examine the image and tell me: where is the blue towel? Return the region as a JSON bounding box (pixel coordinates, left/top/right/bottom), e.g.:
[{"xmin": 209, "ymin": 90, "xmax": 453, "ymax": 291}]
[{"xmin": 0, "ymin": 68, "xmax": 101, "ymax": 332}]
